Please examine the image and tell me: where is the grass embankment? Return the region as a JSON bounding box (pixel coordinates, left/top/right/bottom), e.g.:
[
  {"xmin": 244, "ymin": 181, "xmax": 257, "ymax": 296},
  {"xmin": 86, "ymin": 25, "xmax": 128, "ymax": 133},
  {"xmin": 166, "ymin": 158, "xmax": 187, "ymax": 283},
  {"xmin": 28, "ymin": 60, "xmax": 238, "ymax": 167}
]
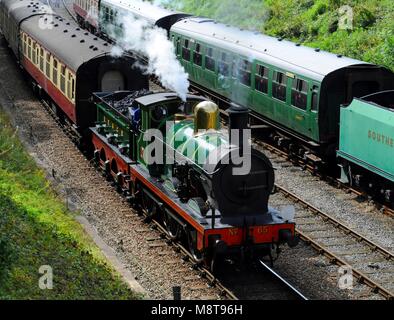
[
  {"xmin": 0, "ymin": 107, "xmax": 140, "ymax": 299},
  {"xmin": 163, "ymin": 0, "xmax": 394, "ymax": 72}
]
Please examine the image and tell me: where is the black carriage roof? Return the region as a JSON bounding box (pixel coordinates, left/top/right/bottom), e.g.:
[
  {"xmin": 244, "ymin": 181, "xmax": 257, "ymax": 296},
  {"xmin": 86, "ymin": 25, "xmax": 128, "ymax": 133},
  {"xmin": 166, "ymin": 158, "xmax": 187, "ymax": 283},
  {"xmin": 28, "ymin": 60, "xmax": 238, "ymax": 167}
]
[
  {"xmin": 5, "ymin": 0, "xmax": 120, "ymax": 71},
  {"xmin": 102, "ymin": 0, "xmax": 189, "ymax": 25},
  {"xmin": 135, "ymin": 92, "xmax": 205, "ymax": 108},
  {"xmin": 172, "ymin": 17, "xmax": 371, "ymax": 81}
]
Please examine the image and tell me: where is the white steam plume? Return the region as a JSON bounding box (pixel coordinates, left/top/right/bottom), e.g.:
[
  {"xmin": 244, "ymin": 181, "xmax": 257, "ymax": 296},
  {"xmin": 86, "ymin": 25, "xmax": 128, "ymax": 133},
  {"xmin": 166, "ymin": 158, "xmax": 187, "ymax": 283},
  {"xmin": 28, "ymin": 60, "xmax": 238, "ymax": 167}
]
[{"xmin": 106, "ymin": 1, "xmax": 190, "ymax": 101}]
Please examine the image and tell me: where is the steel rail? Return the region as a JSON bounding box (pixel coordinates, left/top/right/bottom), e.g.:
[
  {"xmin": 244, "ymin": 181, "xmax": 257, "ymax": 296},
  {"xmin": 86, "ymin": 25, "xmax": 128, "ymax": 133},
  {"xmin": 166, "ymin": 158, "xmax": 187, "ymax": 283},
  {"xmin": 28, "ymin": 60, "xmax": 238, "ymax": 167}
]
[
  {"xmin": 259, "ymin": 260, "xmax": 309, "ymax": 300},
  {"xmin": 256, "ymin": 138, "xmax": 394, "ymax": 219},
  {"xmin": 275, "ymin": 185, "xmax": 394, "ymax": 300}
]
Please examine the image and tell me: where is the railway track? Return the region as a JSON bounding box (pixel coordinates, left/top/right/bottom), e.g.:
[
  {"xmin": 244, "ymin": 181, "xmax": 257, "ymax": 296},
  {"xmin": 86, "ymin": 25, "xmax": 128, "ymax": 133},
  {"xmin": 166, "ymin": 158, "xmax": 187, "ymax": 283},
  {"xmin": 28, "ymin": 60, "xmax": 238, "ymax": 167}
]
[
  {"xmin": 43, "ymin": 0, "xmax": 394, "ymax": 300},
  {"xmin": 256, "ymin": 139, "xmax": 394, "ymax": 219},
  {"xmin": 216, "ymin": 117, "xmax": 394, "ymax": 300},
  {"xmin": 39, "ymin": 83, "xmax": 308, "ymax": 301},
  {"xmin": 52, "ymin": 0, "xmax": 394, "ymax": 219},
  {"xmin": 273, "ymin": 184, "xmax": 394, "ymax": 300},
  {"xmin": 16, "ymin": 1, "xmax": 310, "ymax": 300},
  {"xmin": 216, "ymin": 259, "xmax": 308, "ymax": 300}
]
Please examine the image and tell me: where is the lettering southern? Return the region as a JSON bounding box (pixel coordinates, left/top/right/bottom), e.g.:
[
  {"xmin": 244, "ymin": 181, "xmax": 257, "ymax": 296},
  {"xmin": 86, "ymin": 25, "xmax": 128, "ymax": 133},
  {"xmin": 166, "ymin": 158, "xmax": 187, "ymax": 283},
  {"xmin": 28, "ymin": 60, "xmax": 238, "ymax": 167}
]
[{"xmin": 368, "ymin": 130, "xmax": 394, "ymax": 148}]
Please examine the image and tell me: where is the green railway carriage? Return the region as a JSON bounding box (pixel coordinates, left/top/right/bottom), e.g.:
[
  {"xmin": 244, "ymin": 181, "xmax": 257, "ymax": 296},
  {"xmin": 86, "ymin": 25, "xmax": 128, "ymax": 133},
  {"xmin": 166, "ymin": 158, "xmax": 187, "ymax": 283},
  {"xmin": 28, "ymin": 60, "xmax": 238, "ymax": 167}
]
[
  {"xmin": 337, "ymin": 90, "xmax": 394, "ymax": 203},
  {"xmin": 94, "ymin": 0, "xmax": 189, "ymax": 39},
  {"xmin": 73, "ymin": 0, "xmax": 394, "ymax": 166},
  {"xmin": 170, "ymin": 17, "xmax": 394, "ymax": 159}
]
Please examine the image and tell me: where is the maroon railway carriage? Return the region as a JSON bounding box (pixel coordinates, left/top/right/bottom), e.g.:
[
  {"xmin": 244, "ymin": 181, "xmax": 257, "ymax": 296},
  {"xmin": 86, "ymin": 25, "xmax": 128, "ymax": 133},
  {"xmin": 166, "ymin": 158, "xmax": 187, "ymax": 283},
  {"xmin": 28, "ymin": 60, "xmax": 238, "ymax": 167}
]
[{"xmin": 0, "ymin": 0, "xmax": 148, "ymax": 131}]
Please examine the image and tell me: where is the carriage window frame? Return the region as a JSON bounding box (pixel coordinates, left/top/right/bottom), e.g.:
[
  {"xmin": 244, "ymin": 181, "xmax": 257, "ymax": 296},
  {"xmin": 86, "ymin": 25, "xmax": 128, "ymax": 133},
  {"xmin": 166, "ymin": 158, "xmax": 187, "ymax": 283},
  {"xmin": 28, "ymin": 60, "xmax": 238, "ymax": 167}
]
[
  {"xmin": 291, "ymin": 78, "xmax": 308, "ymax": 111},
  {"xmin": 104, "ymin": 7, "xmax": 110, "ymax": 22},
  {"xmin": 205, "ymin": 47, "xmax": 216, "ymax": 72},
  {"xmin": 193, "ymin": 42, "xmax": 203, "ymax": 67},
  {"xmin": 52, "ymin": 59, "xmax": 59, "ymax": 86},
  {"xmin": 60, "ymin": 65, "xmax": 66, "ymax": 94},
  {"xmin": 39, "ymin": 47, "xmax": 44, "ymax": 71},
  {"xmin": 32, "ymin": 42, "xmax": 37, "ymax": 65},
  {"xmin": 27, "ymin": 37, "xmax": 32, "ymax": 60},
  {"xmin": 218, "ymin": 51, "xmax": 230, "ymax": 77},
  {"xmin": 272, "ymin": 71, "xmax": 288, "ymax": 102},
  {"xmin": 238, "ymin": 59, "xmax": 252, "ymax": 87},
  {"xmin": 255, "ymin": 64, "xmax": 269, "ymax": 94},
  {"xmin": 175, "ymin": 37, "xmax": 182, "ymax": 56},
  {"xmin": 66, "ymin": 71, "xmax": 71, "ymax": 99},
  {"xmin": 22, "ymin": 33, "xmax": 27, "ymax": 55},
  {"xmin": 45, "ymin": 52, "xmax": 51, "ymax": 78},
  {"xmin": 71, "ymin": 76, "xmax": 75, "ymax": 101},
  {"xmin": 182, "ymin": 38, "xmax": 191, "ymax": 61},
  {"xmin": 311, "ymin": 85, "xmax": 320, "ymax": 112}
]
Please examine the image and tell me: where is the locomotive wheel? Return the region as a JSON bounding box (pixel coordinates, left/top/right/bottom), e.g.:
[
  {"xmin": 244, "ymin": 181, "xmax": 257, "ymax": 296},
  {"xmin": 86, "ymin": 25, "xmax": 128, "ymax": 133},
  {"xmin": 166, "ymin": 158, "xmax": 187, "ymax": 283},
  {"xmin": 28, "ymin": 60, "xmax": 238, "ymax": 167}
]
[
  {"xmin": 141, "ymin": 190, "xmax": 156, "ymax": 220},
  {"xmin": 187, "ymin": 229, "xmax": 204, "ymax": 263},
  {"xmin": 162, "ymin": 211, "xmax": 181, "ymax": 240}
]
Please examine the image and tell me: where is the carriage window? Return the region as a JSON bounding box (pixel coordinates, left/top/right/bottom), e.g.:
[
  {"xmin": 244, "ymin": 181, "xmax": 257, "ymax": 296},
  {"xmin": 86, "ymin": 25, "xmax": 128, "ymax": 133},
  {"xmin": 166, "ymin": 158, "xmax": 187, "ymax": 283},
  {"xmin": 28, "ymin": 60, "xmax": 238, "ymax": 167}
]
[
  {"xmin": 39, "ymin": 48, "xmax": 44, "ymax": 71},
  {"xmin": 205, "ymin": 47, "xmax": 215, "ymax": 71},
  {"xmin": 45, "ymin": 53, "xmax": 51, "ymax": 78},
  {"xmin": 238, "ymin": 59, "xmax": 251, "ymax": 86},
  {"xmin": 255, "ymin": 64, "xmax": 269, "ymax": 94},
  {"xmin": 60, "ymin": 65, "xmax": 66, "ymax": 93},
  {"xmin": 67, "ymin": 73, "xmax": 72, "ymax": 100},
  {"xmin": 291, "ymin": 79, "xmax": 308, "ymax": 110},
  {"xmin": 105, "ymin": 7, "xmax": 109, "ymax": 21},
  {"xmin": 175, "ymin": 37, "xmax": 181, "ymax": 55},
  {"xmin": 272, "ymin": 71, "xmax": 287, "ymax": 102},
  {"xmin": 52, "ymin": 59, "xmax": 58, "ymax": 86},
  {"xmin": 23, "ymin": 34, "xmax": 27, "ymax": 55},
  {"xmin": 311, "ymin": 85, "xmax": 319, "ymax": 111},
  {"xmin": 28, "ymin": 38, "xmax": 32, "ymax": 60},
  {"xmin": 32, "ymin": 42, "xmax": 37, "ymax": 64},
  {"xmin": 71, "ymin": 76, "xmax": 75, "ymax": 101},
  {"xmin": 218, "ymin": 52, "xmax": 230, "ymax": 76},
  {"xmin": 182, "ymin": 39, "xmax": 190, "ymax": 61},
  {"xmin": 193, "ymin": 43, "xmax": 203, "ymax": 66}
]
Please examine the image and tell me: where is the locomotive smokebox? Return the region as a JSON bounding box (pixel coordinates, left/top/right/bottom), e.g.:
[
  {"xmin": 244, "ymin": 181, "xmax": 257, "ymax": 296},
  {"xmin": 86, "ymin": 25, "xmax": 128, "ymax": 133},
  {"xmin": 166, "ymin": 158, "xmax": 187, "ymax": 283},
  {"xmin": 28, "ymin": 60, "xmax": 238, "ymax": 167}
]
[{"xmin": 227, "ymin": 103, "xmax": 250, "ymax": 152}]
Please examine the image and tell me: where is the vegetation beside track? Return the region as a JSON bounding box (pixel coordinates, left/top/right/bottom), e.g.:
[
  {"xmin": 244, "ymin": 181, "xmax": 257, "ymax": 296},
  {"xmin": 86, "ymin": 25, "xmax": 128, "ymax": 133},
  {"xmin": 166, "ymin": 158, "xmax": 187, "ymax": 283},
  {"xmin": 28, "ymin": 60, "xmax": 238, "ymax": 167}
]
[
  {"xmin": 162, "ymin": 0, "xmax": 394, "ymax": 72},
  {"xmin": 0, "ymin": 107, "xmax": 141, "ymax": 299}
]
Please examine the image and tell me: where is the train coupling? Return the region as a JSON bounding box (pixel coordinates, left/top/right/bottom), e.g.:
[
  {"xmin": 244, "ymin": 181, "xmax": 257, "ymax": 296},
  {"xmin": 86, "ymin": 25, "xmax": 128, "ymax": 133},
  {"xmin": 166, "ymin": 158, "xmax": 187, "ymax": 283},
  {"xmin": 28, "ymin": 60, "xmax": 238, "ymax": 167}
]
[{"xmin": 279, "ymin": 229, "xmax": 300, "ymax": 248}]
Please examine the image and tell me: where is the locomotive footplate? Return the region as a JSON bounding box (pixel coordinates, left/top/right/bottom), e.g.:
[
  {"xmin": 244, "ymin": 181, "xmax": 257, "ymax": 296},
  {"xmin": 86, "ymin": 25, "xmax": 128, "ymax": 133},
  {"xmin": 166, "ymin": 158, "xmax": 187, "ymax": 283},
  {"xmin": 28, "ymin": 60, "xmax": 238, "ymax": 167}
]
[{"xmin": 129, "ymin": 161, "xmax": 298, "ymax": 258}]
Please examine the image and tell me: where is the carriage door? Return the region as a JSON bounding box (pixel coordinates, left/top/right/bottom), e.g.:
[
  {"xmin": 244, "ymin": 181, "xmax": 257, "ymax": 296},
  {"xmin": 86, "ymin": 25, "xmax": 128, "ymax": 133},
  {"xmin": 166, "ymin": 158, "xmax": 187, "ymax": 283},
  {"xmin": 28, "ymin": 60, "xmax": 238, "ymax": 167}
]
[
  {"xmin": 101, "ymin": 70, "xmax": 125, "ymax": 91},
  {"xmin": 290, "ymin": 76, "xmax": 312, "ymax": 139},
  {"xmin": 232, "ymin": 56, "xmax": 253, "ymax": 106}
]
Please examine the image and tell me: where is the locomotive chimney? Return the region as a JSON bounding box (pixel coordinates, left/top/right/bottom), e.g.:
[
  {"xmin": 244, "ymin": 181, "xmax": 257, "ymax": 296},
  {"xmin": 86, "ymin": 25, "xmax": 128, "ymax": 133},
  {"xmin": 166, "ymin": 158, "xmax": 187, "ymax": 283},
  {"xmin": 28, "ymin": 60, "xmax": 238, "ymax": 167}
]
[{"xmin": 227, "ymin": 103, "xmax": 250, "ymax": 152}]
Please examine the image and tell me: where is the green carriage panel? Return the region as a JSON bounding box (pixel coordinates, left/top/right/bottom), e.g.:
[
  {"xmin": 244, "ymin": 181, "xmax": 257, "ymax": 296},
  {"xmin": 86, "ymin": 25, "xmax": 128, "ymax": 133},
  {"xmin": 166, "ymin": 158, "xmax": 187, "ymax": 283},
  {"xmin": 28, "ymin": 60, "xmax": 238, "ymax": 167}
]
[{"xmin": 338, "ymin": 98, "xmax": 394, "ymax": 182}]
